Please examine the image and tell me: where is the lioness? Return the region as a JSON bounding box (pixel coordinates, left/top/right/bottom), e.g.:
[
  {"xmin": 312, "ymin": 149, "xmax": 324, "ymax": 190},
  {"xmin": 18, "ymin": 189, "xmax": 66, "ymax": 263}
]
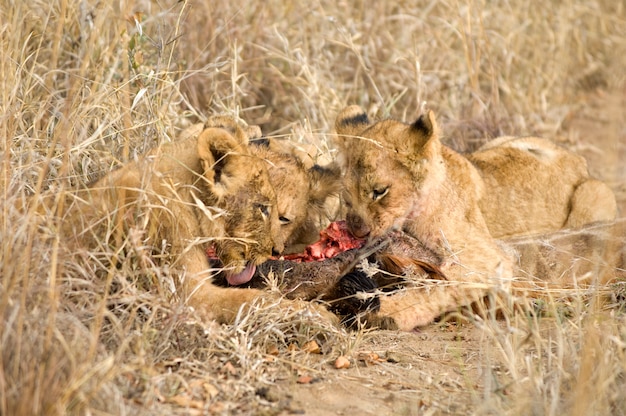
[
  {"xmin": 333, "ymin": 105, "xmax": 617, "ymax": 330},
  {"xmin": 25, "ymin": 116, "xmax": 304, "ymax": 324}
]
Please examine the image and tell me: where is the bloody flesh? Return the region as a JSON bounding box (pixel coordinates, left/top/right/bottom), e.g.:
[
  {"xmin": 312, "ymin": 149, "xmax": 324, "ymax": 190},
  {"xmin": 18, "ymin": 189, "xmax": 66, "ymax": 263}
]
[
  {"xmin": 206, "ymin": 221, "xmax": 366, "ymax": 263},
  {"xmin": 274, "ymin": 221, "xmax": 366, "ymax": 262}
]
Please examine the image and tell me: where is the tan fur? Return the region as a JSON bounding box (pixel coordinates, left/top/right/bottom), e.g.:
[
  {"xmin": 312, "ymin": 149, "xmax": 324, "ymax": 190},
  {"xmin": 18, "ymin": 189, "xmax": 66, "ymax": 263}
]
[
  {"xmin": 334, "ymin": 106, "xmax": 514, "ymax": 330},
  {"xmin": 468, "ymin": 136, "xmax": 617, "ymax": 238},
  {"xmin": 334, "ymin": 106, "xmax": 618, "ymax": 330},
  {"xmin": 25, "ymin": 116, "xmax": 330, "ymax": 324},
  {"xmin": 179, "ymin": 123, "xmax": 341, "ymax": 253},
  {"xmin": 249, "ymin": 141, "xmax": 341, "ymax": 253}
]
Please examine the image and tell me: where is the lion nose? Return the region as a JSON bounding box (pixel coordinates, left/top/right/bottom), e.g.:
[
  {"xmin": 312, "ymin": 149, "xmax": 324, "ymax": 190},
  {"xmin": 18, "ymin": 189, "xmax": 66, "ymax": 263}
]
[
  {"xmin": 271, "ymin": 237, "xmax": 284, "ymax": 256},
  {"xmin": 346, "ymin": 213, "xmax": 371, "ymax": 239}
]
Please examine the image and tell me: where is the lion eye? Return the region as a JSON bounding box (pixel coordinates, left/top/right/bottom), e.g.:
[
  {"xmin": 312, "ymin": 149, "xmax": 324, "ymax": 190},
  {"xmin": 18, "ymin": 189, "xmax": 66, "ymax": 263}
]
[
  {"xmin": 256, "ymin": 204, "xmax": 270, "ymax": 218},
  {"xmin": 279, "ymin": 216, "xmax": 291, "ymax": 225},
  {"xmin": 371, "ymin": 186, "xmax": 389, "ymax": 201}
]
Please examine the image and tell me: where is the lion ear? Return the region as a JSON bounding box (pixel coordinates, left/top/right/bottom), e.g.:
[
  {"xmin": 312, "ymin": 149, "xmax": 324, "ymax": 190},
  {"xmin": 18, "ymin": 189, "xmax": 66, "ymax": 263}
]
[
  {"xmin": 196, "ymin": 127, "xmax": 246, "ymax": 198},
  {"xmin": 412, "ymin": 110, "xmax": 435, "ymax": 136},
  {"xmin": 333, "ymin": 105, "xmax": 371, "ymax": 163},
  {"xmin": 334, "ymin": 105, "xmax": 370, "ymax": 137},
  {"xmin": 307, "ymin": 162, "xmax": 342, "ymax": 210},
  {"xmin": 408, "ymin": 110, "xmax": 441, "ymax": 152},
  {"xmin": 205, "ymin": 115, "xmax": 260, "ymax": 145}
]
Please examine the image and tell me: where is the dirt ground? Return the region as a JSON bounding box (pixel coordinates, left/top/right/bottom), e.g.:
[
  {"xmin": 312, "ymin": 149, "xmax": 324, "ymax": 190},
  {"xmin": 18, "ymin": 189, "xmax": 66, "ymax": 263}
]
[
  {"xmin": 274, "ymin": 324, "xmax": 499, "ymax": 415},
  {"xmin": 266, "ymin": 86, "xmax": 626, "ymax": 415}
]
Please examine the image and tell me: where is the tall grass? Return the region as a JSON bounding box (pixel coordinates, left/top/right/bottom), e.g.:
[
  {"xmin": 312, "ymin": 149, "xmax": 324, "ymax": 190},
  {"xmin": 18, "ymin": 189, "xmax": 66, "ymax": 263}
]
[{"xmin": 1, "ymin": 0, "xmax": 624, "ymax": 414}]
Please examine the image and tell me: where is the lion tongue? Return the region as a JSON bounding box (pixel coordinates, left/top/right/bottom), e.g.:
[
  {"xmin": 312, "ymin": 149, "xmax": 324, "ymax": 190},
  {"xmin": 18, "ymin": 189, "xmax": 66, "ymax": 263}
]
[{"xmin": 225, "ymin": 263, "xmax": 256, "ymax": 286}]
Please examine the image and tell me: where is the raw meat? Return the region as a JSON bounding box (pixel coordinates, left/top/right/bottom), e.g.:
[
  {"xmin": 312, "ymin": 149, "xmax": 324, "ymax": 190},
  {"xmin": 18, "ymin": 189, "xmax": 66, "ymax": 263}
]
[{"xmin": 273, "ymin": 221, "xmax": 366, "ymax": 262}]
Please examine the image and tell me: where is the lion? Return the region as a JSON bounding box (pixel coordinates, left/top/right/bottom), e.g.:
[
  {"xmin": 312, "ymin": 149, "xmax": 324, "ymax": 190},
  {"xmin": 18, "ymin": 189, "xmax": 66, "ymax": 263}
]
[
  {"xmin": 179, "ymin": 122, "xmax": 341, "ymax": 254},
  {"xmin": 248, "ymin": 138, "xmax": 341, "ymax": 253},
  {"xmin": 468, "ymin": 136, "xmax": 617, "ymax": 238},
  {"xmin": 332, "ymin": 105, "xmax": 617, "ymax": 330},
  {"xmin": 23, "ymin": 116, "xmax": 330, "ymax": 325}
]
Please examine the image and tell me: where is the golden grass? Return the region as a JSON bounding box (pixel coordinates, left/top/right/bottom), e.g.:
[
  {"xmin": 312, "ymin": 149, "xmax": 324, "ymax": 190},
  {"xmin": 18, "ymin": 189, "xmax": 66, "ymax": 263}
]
[{"xmin": 1, "ymin": 0, "xmax": 625, "ymax": 414}]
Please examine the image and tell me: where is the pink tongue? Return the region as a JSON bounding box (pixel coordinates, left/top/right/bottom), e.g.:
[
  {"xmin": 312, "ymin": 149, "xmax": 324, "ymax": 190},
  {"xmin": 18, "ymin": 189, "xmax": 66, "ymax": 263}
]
[{"xmin": 225, "ymin": 263, "xmax": 256, "ymax": 286}]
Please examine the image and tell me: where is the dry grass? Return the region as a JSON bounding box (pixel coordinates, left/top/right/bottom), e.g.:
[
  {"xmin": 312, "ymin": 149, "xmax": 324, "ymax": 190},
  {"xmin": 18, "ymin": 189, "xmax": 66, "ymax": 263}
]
[{"xmin": 1, "ymin": 0, "xmax": 625, "ymax": 414}]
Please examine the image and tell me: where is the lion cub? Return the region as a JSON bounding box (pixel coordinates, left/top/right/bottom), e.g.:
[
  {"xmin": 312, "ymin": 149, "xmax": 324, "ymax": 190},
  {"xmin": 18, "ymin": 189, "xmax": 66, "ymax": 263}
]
[
  {"xmin": 334, "ymin": 106, "xmax": 513, "ymax": 330},
  {"xmin": 25, "ymin": 116, "xmax": 317, "ymax": 325},
  {"xmin": 333, "ymin": 105, "xmax": 616, "ymax": 330},
  {"xmin": 180, "ymin": 123, "xmax": 341, "ymax": 253},
  {"xmin": 469, "ymin": 136, "xmax": 617, "ymax": 238},
  {"xmin": 248, "ymin": 138, "xmax": 341, "ymax": 253}
]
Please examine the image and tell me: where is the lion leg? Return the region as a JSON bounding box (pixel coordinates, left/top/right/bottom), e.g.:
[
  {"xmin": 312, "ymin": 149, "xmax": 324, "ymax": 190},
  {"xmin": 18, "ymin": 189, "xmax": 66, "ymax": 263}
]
[
  {"xmin": 367, "ymin": 280, "xmax": 492, "ymax": 330},
  {"xmin": 186, "ymin": 274, "xmax": 330, "ymax": 323},
  {"xmin": 360, "ymin": 257, "xmax": 509, "ymax": 331},
  {"xmin": 187, "ymin": 284, "xmax": 267, "ymax": 324},
  {"xmin": 173, "ymin": 245, "xmax": 258, "ymax": 323},
  {"xmin": 188, "ymin": 284, "xmax": 339, "ymax": 325},
  {"xmin": 566, "ymin": 179, "xmax": 617, "ymax": 228}
]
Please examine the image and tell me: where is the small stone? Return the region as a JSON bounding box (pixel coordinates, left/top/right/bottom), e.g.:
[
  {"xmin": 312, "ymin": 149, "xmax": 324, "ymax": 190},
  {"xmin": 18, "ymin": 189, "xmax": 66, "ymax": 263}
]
[
  {"xmin": 334, "ymin": 356, "xmax": 351, "ymax": 369},
  {"xmin": 297, "ymin": 375, "xmax": 313, "ymax": 384},
  {"xmin": 302, "ymin": 340, "xmax": 321, "ymax": 354}
]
